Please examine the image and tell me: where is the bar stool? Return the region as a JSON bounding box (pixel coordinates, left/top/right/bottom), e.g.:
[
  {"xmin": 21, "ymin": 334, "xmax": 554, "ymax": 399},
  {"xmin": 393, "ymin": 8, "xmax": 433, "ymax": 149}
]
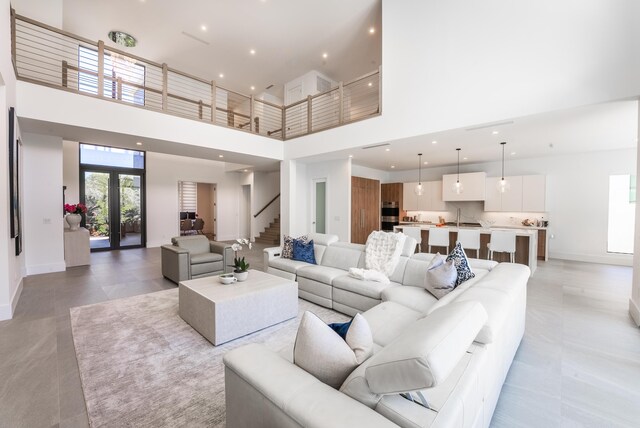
[
  {"xmin": 457, "ymin": 229, "xmax": 481, "ymax": 258},
  {"xmin": 428, "ymin": 227, "xmax": 450, "ymax": 253},
  {"xmin": 488, "ymin": 230, "xmax": 517, "ymax": 262},
  {"xmin": 403, "ymin": 226, "xmax": 423, "ymax": 253}
]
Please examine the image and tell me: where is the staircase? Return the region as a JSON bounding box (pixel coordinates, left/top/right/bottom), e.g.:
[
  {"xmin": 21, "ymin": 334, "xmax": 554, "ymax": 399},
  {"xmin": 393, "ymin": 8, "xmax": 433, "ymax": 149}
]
[{"xmin": 254, "ymin": 216, "xmax": 281, "ymax": 245}]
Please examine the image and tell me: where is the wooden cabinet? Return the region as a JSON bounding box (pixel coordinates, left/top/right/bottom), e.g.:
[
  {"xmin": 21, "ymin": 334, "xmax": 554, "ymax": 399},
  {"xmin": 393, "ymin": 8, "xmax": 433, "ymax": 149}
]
[
  {"xmin": 442, "ymin": 172, "xmax": 487, "ymax": 201},
  {"xmin": 402, "ymin": 181, "xmax": 447, "ymax": 211},
  {"xmin": 381, "ymin": 183, "xmax": 403, "ymax": 205},
  {"xmin": 537, "ymin": 229, "xmax": 547, "ymax": 261},
  {"xmin": 351, "ymin": 176, "xmax": 380, "ymax": 244},
  {"xmin": 484, "ymin": 175, "xmax": 546, "ymax": 212}
]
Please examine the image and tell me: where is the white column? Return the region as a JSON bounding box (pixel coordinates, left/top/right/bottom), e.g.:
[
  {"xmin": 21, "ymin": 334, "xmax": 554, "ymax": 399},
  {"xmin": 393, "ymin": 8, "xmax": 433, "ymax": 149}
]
[
  {"xmin": 630, "ymin": 99, "xmax": 640, "ymax": 327},
  {"xmin": 280, "ymin": 160, "xmax": 296, "ymax": 242}
]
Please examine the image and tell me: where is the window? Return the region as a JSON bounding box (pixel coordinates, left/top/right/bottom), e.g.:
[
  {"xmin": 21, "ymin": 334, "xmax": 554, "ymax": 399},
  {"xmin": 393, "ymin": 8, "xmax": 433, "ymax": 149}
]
[
  {"xmin": 179, "ymin": 181, "xmax": 197, "ymax": 213},
  {"xmin": 78, "ymin": 46, "xmax": 145, "ymax": 105},
  {"xmin": 80, "ymin": 144, "xmax": 145, "ymax": 169},
  {"xmin": 607, "ymin": 174, "xmax": 636, "ymax": 254}
]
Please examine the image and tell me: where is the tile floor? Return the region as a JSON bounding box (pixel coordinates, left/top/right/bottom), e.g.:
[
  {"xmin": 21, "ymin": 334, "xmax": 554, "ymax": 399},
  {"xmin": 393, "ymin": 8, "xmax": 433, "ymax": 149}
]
[{"xmin": 0, "ymin": 246, "xmax": 638, "ymax": 427}]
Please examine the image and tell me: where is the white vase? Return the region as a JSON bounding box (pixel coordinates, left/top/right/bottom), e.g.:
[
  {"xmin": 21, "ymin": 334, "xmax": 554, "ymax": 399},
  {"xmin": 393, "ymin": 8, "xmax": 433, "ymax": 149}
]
[
  {"xmin": 65, "ymin": 214, "xmax": 82, "ymax": 231},
  {"xmin": 234, "ymin": 270, "xmax": 249, "ymax": 282}
]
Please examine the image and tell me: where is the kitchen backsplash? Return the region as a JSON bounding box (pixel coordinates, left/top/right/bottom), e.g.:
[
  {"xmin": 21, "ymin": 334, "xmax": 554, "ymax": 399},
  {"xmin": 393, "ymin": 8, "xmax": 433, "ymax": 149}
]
[{"xmin": 405, "ymin": 201, "xmax": 548, "ymax": 227}]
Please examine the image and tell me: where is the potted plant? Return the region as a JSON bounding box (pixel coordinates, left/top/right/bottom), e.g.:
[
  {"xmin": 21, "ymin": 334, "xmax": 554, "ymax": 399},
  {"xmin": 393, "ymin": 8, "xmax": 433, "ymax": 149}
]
[
  {"xmin": 231, "ymin": 238, "xmax": 252, "ymax": 281},
  {"xmin": 64, "ymin": 203, "xmax": 87, "ymax": 231}
]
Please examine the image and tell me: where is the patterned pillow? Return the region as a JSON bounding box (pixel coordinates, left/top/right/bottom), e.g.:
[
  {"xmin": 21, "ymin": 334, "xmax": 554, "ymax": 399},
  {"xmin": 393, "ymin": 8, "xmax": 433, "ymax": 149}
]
[
  {"xmin": 292, "ymin": 239, "xmax": 316, "ymax": 264},
  {"xmin": 281, "ymin": 234, "xmax": 308, "ymax": 259},
  {"xmin": 446, "ymin": 242, "xmax": 475, "ymax": 286}
]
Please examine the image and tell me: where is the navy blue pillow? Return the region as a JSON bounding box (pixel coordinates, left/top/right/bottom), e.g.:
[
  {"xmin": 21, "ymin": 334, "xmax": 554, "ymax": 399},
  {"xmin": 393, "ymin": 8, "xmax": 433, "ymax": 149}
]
[
  {"xmin": 292, "ymin": 239, "xmax": 316, "ymax": 264},
  {"xmin": 328, "ymin": 319, "xmax": 352, "ymax": 340}
]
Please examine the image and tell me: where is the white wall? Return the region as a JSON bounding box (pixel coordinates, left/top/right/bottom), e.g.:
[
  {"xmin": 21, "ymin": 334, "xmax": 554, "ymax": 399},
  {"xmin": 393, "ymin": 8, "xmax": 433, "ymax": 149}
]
[
  {"xmin": 0, "ymin": 0, "xmax": 25, "ymax": 320},
  {"xmin": 293, "ymin": 159, "xmax": 352, "ymax": 241},
  {"xmin": 22, "ymin": 133, "xmax": 66, "ymax": 274},
  {"xmin": 12, "ymin": 0, "xmax": 63, "ymax": 27},
  {"xmin": 63, "ymin": 140, "xmax": 79, "ymax": 205},
  {"xmin": 146, "ymin": 152, "xmax": 243, "ymax": 246},
  {"xmin": 631, "ymin": 105, "xmax": 640, "ymax": 326},
  {"xmin": 284, "ymin": 0, "xmax": 640, "ymax": 160},
  {"xmin": 388, "ymin": 149, "xmax": 637, "ymax": 265},
  {"xmin": 352, "ymin": 164, "xmax": 390, "ymax": 183},
  {"xmin": 251, "ymin": 171, "xmax": 280, "ymax": 240}
]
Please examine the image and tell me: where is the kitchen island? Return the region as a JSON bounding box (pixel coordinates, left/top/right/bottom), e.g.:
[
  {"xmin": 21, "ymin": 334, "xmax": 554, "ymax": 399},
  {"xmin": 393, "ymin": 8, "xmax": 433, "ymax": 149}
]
[{"xmin": 394, "ymin": 224, "xmax": 538, "ymax": 275}]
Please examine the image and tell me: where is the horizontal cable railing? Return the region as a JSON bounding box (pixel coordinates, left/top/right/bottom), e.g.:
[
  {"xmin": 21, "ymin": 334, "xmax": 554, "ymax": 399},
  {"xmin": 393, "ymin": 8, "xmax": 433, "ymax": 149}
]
[{"xmin": 11, "ymin": 10, "xmax": 381, "ymax": 141}]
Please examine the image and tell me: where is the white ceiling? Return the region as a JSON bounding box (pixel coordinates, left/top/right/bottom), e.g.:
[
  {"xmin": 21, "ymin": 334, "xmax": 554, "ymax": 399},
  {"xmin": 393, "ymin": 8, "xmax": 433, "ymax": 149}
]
[
  {"xmin": 62, "ymin": 0, "xmax": 382, "ymax": 99},
  {"xmin": 302, "ymin": 100, "xmax": 639, "ymax": 171}
]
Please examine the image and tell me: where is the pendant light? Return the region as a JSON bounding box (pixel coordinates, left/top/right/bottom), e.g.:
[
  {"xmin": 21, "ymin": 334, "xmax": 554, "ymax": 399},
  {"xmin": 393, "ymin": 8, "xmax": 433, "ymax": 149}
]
[
  {"xmin": 452, "ymin": 148, "xmax": 464, "ymax": 194},
  {"xmin": 414, "ymin": 153, "xmax": 424, "ymax": 195},
  {"xmin": 496, "ymin": 142, "xmax": 510, "ymax": 193}
]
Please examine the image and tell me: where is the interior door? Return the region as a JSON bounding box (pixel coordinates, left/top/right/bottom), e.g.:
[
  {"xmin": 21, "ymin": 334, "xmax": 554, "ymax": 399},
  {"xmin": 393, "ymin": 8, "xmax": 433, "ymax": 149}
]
[
  {"xmin": 312, "ymin": 179, "xmax": 327, "ymax": 233},
  {"xmin": 351, "ymin": 176, "xmax": 380, "ymax": 244}
]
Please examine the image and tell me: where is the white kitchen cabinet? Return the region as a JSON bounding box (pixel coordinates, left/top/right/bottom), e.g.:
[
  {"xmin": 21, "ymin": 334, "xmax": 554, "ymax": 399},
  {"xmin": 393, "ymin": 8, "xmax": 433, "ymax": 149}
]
[
  {"xmin": 522, "ymin": 175, "xmax": 546, "ymax": 212},
  {"xmin": 442, "ymin": 172, "xmax": 487, "ymax": 201},
  {"xmin": 403, "ymin": 182, "xmax": 419, "ymax": 211},
  {"xmin": 501, "ymin": 176, "xmax": 523, "ymax": 212},
  {"xmin": 484, "ymin": 175, "xmax": 546, "ymax": 212},
  {"xmin": 429, "ymin": 181, "xmax": 447, "ymax": 211}
]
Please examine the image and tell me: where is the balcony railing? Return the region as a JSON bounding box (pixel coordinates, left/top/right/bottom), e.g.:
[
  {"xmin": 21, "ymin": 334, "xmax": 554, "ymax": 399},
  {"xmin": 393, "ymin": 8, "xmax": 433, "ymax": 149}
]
[{"xmin": 11, "ymin": 10, "xmax": 381, "ymax": 141}]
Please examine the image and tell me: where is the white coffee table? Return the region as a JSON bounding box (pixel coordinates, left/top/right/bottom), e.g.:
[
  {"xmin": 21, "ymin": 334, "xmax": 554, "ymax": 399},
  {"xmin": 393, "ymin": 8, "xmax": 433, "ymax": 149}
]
[{"xmin": 178, "ymin": 270, "xmax": 298, "ymax": 345}]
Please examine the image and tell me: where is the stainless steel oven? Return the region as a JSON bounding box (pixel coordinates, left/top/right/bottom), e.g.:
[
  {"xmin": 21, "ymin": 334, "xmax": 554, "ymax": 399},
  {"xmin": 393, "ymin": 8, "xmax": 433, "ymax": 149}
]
[{"xmin": 381, "ymin": 201, "xmax": 399, "ymax": 231}]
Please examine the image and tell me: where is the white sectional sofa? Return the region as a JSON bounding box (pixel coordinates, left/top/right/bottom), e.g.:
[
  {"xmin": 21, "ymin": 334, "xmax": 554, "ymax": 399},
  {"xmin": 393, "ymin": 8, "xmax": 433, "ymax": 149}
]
[{"xmin": 224, "ymin": 233, "xmax": 530, "ymax": 427}]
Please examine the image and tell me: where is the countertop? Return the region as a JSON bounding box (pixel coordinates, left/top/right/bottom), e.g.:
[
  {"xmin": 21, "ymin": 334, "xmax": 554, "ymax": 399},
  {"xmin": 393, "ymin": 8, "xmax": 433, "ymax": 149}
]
[
  {"xmin": 398, "ymin": 221, "xmax": 547, "ymax": 230},
  {"xmin": 395, "ymin": 224, "xmax": 538, "ymax": 236}
]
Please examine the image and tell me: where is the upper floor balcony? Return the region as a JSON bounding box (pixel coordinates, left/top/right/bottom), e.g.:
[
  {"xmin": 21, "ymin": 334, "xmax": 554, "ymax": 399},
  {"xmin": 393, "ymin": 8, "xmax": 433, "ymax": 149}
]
[{"xmin": 11, "ymin": 11, "xmax": 381, "ymax": 142}]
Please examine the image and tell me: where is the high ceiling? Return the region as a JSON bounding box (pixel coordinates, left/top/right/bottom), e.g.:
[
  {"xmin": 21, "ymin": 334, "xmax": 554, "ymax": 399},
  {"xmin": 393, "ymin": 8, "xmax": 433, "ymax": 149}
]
[
  {"xmin": 302, "ymin": 100, "xmax": 639, "ymax": 170},
  {"xmin": 62, "ymin": 0, "xmax": 382, "ymax": 100}
]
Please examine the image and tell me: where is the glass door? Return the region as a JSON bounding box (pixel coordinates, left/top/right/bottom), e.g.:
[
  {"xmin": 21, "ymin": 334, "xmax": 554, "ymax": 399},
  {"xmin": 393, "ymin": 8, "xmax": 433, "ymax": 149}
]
[{"xmin": 82, "ymin": 170, "xmax": 145, "ymax": 250}]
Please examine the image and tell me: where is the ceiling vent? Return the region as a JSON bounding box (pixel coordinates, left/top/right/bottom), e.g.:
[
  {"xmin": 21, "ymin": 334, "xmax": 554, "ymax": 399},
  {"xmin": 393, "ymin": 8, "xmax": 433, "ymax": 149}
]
[
  {"xmin": 362, "ymin": 143, "xmax": 390, "ymax": 150},
  {"xmin": 181, "ymin": 31, "xmax": 210, "ymax": 46},
  {"xmin": 265, "ymin": 84, "xmax": 274, "ymax": 90},
  {"xmin": 317, "ymin": 76, "xmax": 331, "ymax": 93},
  {"xmin": 465, "ymin": 121, "xmax": 514, "ymax": 131}
]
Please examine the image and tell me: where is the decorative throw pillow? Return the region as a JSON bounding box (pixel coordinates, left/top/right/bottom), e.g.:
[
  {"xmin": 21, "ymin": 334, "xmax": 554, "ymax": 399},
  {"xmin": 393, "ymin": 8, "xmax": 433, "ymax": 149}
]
[
  {"xmin": 446, "ymin": 242, "xmax": 475, "ymax": 286},
  {"xmin": 292, "ymin": 239, "xmax": 316, "ymax": 264},
  {"xmin": 423, "ymin": 253, "xmax": 458, "ymax": 299},
  {"xmin": 294, "ymin": 312, "xmax": 373, "ymax": 389},
  {"xmin": 281, "ymin": 234, "xmax": 308, "ymax": 259}
]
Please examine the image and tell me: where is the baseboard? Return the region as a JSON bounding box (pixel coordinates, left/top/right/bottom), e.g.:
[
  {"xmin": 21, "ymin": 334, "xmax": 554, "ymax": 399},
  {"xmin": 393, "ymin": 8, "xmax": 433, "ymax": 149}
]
[
  {"xmin": 146, "ymin": 240, "xmax": 166, "ymax": 248},
  {"xmin": 26, "ymin": 261, "xmax": 67, "ymax": 276},
  {"xmin": 630, "ymin": 298, "xmax": 640, "ymax": 327},
  {"xmin": 0, "ymin": 278, "xmax": 23, "ymax": 321},
  {"xmin": 548, "ymin": 251, "xmax": 633, "ymax": 267}
]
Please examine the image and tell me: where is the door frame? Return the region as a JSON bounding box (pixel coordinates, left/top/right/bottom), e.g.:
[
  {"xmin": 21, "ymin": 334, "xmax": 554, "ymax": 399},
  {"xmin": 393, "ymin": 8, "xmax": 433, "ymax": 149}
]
[
  {"xmin": 80, "ymin": 165, "xmax": 147, "ymax": 251},
  {"xmin": 311, "ymin": 177, "xmax": 327, "ymax": 234}
]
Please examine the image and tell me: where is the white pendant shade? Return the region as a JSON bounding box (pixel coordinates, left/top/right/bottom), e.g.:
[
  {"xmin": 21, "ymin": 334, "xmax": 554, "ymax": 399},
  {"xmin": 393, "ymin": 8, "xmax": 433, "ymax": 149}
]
[
  {"xmin": 415, "ymin": 182, "xmax": 424, "ymax": 195},
  {"xmin": 496, "ymin": 178, "xmax": 510, "ymax": 193}
]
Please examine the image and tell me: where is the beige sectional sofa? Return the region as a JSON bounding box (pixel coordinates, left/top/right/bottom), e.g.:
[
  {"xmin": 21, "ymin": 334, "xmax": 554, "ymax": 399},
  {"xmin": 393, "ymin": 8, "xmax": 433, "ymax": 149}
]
[{"xmin": 224, "ymin": 233, "xmax": 530, "ymax": 427}]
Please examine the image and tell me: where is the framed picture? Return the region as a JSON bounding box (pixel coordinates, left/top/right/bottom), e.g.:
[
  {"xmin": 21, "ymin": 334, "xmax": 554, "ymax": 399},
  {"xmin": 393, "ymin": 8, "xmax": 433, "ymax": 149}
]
[
  {"xmin": 8, "ymin": 107, "xmax": 18, "ymax": 239},
  {"xmin": 15, "ymin": 137, "xmax": 22, "ymax": 256}
]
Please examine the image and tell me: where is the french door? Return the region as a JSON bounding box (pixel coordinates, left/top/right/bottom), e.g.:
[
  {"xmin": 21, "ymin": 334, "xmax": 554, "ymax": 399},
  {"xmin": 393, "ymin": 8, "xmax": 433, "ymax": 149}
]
[{"xmin": 81, "ymin": 168, "xmax": 145, "ymax": 251}]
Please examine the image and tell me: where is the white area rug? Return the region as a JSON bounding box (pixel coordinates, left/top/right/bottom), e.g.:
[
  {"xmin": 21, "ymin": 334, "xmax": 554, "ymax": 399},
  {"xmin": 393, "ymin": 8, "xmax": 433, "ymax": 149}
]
[{"xmin": 70, "ymin": 288, "xmax": 348, "ymax": 427}]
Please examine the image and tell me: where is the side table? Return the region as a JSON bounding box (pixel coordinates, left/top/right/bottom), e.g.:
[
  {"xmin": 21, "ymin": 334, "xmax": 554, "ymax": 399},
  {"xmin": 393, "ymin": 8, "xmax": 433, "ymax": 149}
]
[{"xmin": 64, "ymin": 228, "xmax": 90, "ymax": 267}]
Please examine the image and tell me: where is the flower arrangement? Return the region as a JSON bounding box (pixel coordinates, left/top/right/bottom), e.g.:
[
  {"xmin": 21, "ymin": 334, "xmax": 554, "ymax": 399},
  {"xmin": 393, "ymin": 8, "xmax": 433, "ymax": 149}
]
[
  {"xmin": 64, "ymin": 203, "xmax": 87, "ymax": 215},
  {"xmin": 231, "ymin": 238, "xmax": 252, "ymax": 273}
]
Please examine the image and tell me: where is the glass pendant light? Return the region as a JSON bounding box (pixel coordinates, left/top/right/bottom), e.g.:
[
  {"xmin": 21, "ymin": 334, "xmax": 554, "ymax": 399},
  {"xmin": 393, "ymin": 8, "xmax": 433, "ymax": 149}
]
[
  {"xmin": 414, "ymin": 153, "xmax": 424, "ymax": 195},
  {"xmin": 496, "ymin": 142, "xmax": 510, "ymax": 193},
  {"xmin": 452, "ymin": 148, "xmax": 464, "ymax": 194}
]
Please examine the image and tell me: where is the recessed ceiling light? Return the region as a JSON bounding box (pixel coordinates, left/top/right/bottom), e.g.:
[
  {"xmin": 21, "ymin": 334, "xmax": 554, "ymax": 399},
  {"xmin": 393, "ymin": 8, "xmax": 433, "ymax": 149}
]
[
  {"xmin": 348, "ymin": 155, "xmax": 353, "ymax": 158},
  {"xmin": 322, "ymin": 52, "xmax": 328, "ymax": 59},
  {"xmin": 218, "ymin": 154, "xmax": 224, "ymax": 158},
  {"xmin": 511, "ymin": 152, "xmax": 516, "ymax": 155},
  {"xmin": 219, "ymin": 73, "xmax": 224, "ymax": 78},
  {"xmin": 431, "ymin": 140, "xmax": 437, "ymax": 144},
  {"xmin": 385, "ymin": 148, "xmax": 390, "ymax": 152},
  {"xmin": 369, "ymin": 27, "xmax": 375, "ymax": 34},
  {"xmin": 390, "ymin": 165, "xmax": 395, "ymax": 169},
  {"xmin": 423, "ymin": 161, "xmax": 428, "ymax": 165},
  {"xmin": 368, "ymin": 82, "xmax": 372, "ymax": 87},
  {"xmin": 243, "ymin": 169, "xmax": 248, "ymax": 172},
  {"xmin": 463, "ymin": 157, "xmax": 468, "ymax": 160},
  {"xmin": 249, "ymin": 49, "xmax": 256, "ymax": 55},
  {"xmin": 250, "ymin": 86, "xmax": 255, "ymax": 91},
  {"xmin": 136, "ymin": 142, "xmax": 142, "ymax": 146},
  {"xmin": 201, "ymin": 25, "xmax": 207, "ymax": 31}
]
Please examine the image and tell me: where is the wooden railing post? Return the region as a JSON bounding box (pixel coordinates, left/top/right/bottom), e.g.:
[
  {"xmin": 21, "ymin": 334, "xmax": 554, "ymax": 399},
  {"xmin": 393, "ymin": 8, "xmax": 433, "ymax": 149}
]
[
  {"xmin": 62, "ymin": 61, "xmax": 68, "ymax": 88},
  {"xmin": 250, "ymin": 95, "xmax": 255, "ymax": 132},
  {"xmin": 338, "ymin": 81, "xmax": 344, "ymax": 124},
  {"xmin": 307, "ymin": 95, "xmax": 312, "ymax": 133},
  {"xmin": 116, "ymin": 77, "xmax": 122, "ymax": 100},
  {"xmin": 97, "ymin": 40, "xmax": 104, "ymax": 97},
  {"xmin": 211, "ymin": 80, "xmax": 217, "ymax": 124},
  {"xmin": 281, "ymin": 106, "xmax": 286, "ymax": 140},
  {"xmin": 198, "ymin": 100, "xmax": 203, "ymax": 119},
  {"xmin": 162, "ymin": 63, "xmax": 168, "ymax": 111}
]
